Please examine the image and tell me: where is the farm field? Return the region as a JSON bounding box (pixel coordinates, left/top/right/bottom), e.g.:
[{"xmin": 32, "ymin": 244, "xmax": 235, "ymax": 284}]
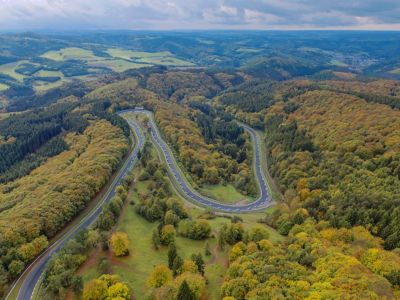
[
  {"xmin": 0, "ymin": 83, "xmax": 8, "ymax": 91},
  {"xmin": 389, "ymin": 68, "xmax": 400, "ymax": 74},
  {"xmin": 40, "ymin": 47, "xmax": 99, "ymax": 61},
  {"xmin": 106, "ymin": 48, "xmax": 195, "ymax": 66},
  {"xmin": 0, "ymin": 60, "xmax": 28, "ymax": 82},
  {"xmin": 0, "ymin": 46, "xmax": 196, "ymax": 95}
]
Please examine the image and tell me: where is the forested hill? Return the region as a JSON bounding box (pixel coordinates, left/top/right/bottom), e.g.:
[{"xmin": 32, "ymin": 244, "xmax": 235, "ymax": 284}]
[{"xmin": 0, "ymin": 99, "xmax": 130, "ymax": 297}]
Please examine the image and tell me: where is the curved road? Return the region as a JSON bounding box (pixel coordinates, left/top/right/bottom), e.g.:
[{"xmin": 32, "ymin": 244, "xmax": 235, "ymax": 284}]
[
  {"xmin": 9, "ymin": 120, "xmax": 144, "ymax": 300},
  {"xmin": 120, "ymin": 108, "xmax": 272, "ymax": 212},
  {"xmin": 10, "ymin": 108, "xmax": 272, "ymax": 300}
]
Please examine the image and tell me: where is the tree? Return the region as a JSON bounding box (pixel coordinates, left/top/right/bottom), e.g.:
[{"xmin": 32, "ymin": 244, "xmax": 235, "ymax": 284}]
[
  {"xmin": 161, "ymin": 225, "xmax": 176, "ymax": 245},
  {"xmin": 110, "ymin": 232, "xmax": 130, "ymax": 257},
  {"xmin": 204, "ymin": 241, "xmax": 211, "ymax": 256},
  {"xmin": 172, "ymin": 255, "xmax": 184, "ymax": 276},
  {"xmin": 229, "ymin": 242, "xmax": 246, "ymax": 262},
  {"xmin": 191, "ymin": 253, "xmax": 205, "ymax": 275},
  {"xmin": 249, "ymin": 226, "xmax": 270, "ymax": 242},
  {"xmin": 175, "ymin": 272, "xmax": 206, "ymax": 299},
  {"xmin": 152, "ymin": 229, "xmax": 161, "ymax": 250},
  {"xmin": 168, "ymin": 243, "xmax": 178, "ymax": 269},
  {"xmin": 98, "ymin": 258, "xmax": 110, "ymax": 274},
  {"xmin": 8, "ymin": 260, "xmax": 24, "ymax": 279},
  {"xmin": 179, "ymin": 219, "xmax": 211, "ymax": 240},
  {"xmin": 83, "ymin": 274, "xmax": 130, "ymax": 300},
  {"xmin": 107, "ymin": 282, "xmax": 130, "ymax": 299},
  {"xmin": 218, "ymin": 227, "xmax": 226, "ymax": 251},
  {"xmin": 83, "ymin": 278, "xmax": 107, "ymax": 300},
  {"xmin": 181, "ymin": 260, "xmax": 198, "ymax": 274},
  {"xmin": 71, "ymin": 276, "xmax": 83, "ymax": 294},
  {"xmin": 164, "ymin": 210, "xmax": 180, "ymax": 226},
  {"xmin": 147, "ymin": 264, "xmax": 173, "ymax": 288},
  {"xmin": 177, "ymin": 280, "xmax": 196, "ymax": 300}
]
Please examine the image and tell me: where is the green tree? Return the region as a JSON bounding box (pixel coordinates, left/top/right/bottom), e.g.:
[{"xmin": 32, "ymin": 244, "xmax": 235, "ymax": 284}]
[
  {"xmin": 147, "ymin": 264, "xmax": 173, "ymax": 288},
  {"xmin": 168, "ymin": 242, "xmax": 177, "ymax": 269},
  {"xmin": 191, "ymin": 253, "xmax": 205, "ymax": 275},
  {"xmin": 161, "ymin": 225, "xmax": 176, "ymax": 245},
  {"xmin": 152, "ymin": 229, "xmax": 161, "ymax": 250},
  {"xmin": 172, "ymin": 255, "xmax": 184, "ymax": 276},
  {"xmin": 204, "ymin": 241, "xmax": 211, "ymax": 256},
  {"xmin": 177, "ymin": 280, "xmax": 196, "ymax": 300},
  {"xmin": 110, "ymin": 232, "xmax": 130, "ymax": 257}
]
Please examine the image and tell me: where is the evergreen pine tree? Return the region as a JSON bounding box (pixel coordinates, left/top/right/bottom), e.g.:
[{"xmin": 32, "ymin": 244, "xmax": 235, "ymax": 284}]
[
  {"xmin": 152, "ymin": 229, "xmax": 160, "ymax": 250},
  {"xmin": 177, "ymin": 280, "xmax": 195, "ymax": 300},
  {"xmin": 191, "ymin": 253, "xmax": 205, "ymax": 275},
  {"xmin": 172, "ymin": 255, "xmax": 184, "ymax": 276},
  {"xmin": 204, "ymin": 241, "xmax": 211, "ymax": 256},
  {"xmin": 168, "ymin": 242, "xmax": 177, "ymax": 269}
]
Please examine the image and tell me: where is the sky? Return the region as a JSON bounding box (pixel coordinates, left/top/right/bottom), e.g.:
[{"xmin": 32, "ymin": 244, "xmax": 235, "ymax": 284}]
[{"xmin": 0, "ymin": 0, "xmax": 399, "ymax": 31}]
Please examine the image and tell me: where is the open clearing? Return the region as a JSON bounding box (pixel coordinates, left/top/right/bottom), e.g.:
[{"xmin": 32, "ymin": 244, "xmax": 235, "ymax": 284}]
[
  {"xmin": 389, "ymin": 68, "xmax": 400, "ymax": 75},
  {"xmin": 0, "ymin": 83, "xmax": 9, "ymax": 91},
  {"xmin": 199, "ymin": 183, "xmax": 254, "ymax": 204},
  {"xmin": 40, "ymin": 47, "xmax": 99, "ymax": 61},
  {"xmin": 0, "ymin": 60, "xmax": 29, "ymax": 82},
  {"xmin": 106, "ymin": 48, "xmax": 195, "ymax": 66}
]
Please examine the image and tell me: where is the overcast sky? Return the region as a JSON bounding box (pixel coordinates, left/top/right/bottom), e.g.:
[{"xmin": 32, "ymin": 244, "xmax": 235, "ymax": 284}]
[{"xmin": 0, "ymin": 0, "xmax": 399, "ymax": 31}]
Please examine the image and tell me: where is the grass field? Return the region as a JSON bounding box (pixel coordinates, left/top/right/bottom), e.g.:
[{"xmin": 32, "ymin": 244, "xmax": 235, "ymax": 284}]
[
  {"xmin": 199, "ymin": 183, "xmax": 254, "ymax": 204},
  {"xmin": 106, "ymin": 48, "xmax": 195, "ymax": 67},
  {"xmin": 389, "ymin": 68, "xmax": 400, "ymax": 75},
  {"xmin": 0, "ymin": 47, "xmax": 195, "ymax": 94},
  {"xmin": 33, "ymin": 80, "xmax": 66, "ymax": 93},
  {"xmin": 88, "ymin": 59, "xmax": 148, "ymax": 72},
  {"xmin": 0, "ymin": 83, "xmax": 9, "ymax": 91},
  {"xmin": 0, "ymin": 60, "xmax": 29, "ymax": 82},
  {"xmin": 41, "ymin": 47, "xmax": 99, "ymax": 61},
  {"xmin": 78, "ymin": 174, "xmax": 282, "ymax": 299},
  {"xmin": 330, "ymin": 59, "xmax": 349, "ymax": 67},
  {"xmin": 237, "ymin": 47, "xmax": 262, "ymax": 53}
]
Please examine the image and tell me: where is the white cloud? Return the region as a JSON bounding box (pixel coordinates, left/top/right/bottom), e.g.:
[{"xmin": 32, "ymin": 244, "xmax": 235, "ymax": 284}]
[{"xmin": 0, "ymin": 0, "xmax": 398, "ymax": 30}]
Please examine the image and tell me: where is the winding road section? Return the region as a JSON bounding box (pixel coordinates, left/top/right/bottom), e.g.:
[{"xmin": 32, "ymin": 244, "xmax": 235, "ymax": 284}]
[
  {"xmin": 9, "ymin": 120, "xmax": 144, "ymax": 300},
  {"xmin": 9, "ymin": 108, "xmax": 271, "ymax": 300},
  {"xmin": 120, "ymin": 108, "xmax": 272, "ymax": 212}
]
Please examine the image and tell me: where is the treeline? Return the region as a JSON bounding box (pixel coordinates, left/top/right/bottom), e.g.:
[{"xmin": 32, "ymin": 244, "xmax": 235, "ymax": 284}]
[
  {"xmin": 0, "ymin": 100, "xmax": 130, "ymax": 184},
  {"xmin": 42, "ymin": 181, "xmax": 131, "ymax": 299},
  {"xmin": 0, "ymin": 119, "xmax": 129, "ymax": 298},
  {"xmin": 0, "ymin": 135, "xmax": 67, "ymax": 184},
  {"xmin": 318, "ymin": 79, "xmax": 400, "ymax": 109}
]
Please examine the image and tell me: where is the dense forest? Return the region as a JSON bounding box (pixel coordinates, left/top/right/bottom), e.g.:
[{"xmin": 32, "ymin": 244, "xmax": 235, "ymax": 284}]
[{"xmin": 0, "ymin": 101, "xmax": 130, "ymax": 297}]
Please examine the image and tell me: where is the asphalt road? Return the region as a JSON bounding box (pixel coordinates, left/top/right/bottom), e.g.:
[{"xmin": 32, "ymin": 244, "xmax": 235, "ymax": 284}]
[
  {"xmin": 9, "ymin": 120, "xmax": 144, "ymax": 300},
  {"xmin": 120, "ymin": 108, "xmax": 272, "ymax": 212},
  {"xmin": 10, "ymin": 108, "xmax": 271, "ymax": 299}
]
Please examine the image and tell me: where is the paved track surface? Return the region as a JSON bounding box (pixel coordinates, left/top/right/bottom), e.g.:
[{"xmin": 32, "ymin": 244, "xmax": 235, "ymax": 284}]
[
  {"xmin": 10, "ymin": 108, "xmax": 272, "ymax": 299},
  {"xmin": 120, "ymin": 109, "xmax": 272, "ymax": 212},
  {"xmin": 10, "ymin": 120, "xmax": 144, "ymax": 300}
]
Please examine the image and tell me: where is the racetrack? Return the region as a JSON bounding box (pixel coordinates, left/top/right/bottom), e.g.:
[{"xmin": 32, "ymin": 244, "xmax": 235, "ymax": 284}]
[
  {"xmin": 120, "ymin": 108, "xmax": 272, "ymax": 212},
  {"xmin": 9, "ymin": 108, "xmax": 272, "ymax": 300},
  {"xmin": 8, "ymin": 120, "xmax": 144, "ymax": 300}
]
